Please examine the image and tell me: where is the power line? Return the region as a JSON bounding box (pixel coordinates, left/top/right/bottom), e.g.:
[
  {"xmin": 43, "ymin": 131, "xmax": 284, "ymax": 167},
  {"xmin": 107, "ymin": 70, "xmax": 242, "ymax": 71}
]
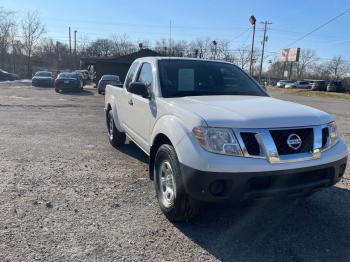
[
  {"xmin": 230, "ymin": 28, "xmax": 251, "ymax": 43},
  {"xmin": 286, "ymin": 7, "xmax": 350, "ymax": 47}
]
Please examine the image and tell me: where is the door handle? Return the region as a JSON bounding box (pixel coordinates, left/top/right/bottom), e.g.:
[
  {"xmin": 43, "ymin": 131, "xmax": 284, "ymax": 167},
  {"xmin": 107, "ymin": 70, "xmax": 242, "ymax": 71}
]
[{"xmin": 128, "ymin": 99, "xmax": 133, "ymax": 106}]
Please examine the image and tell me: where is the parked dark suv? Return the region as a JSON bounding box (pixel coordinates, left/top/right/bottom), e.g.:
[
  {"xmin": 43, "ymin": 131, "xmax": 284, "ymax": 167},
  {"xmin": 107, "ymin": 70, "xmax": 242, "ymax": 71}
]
[{"xmin": 327, "ymin": 80, "xmax": 345, "ymax": 93}]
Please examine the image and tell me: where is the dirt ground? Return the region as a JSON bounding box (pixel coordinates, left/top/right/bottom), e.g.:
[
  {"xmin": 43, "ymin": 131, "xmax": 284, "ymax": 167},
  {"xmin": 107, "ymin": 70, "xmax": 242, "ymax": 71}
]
[{"xmin": 0, "ymin": 84, "xmax": 349, "ymax": 261}]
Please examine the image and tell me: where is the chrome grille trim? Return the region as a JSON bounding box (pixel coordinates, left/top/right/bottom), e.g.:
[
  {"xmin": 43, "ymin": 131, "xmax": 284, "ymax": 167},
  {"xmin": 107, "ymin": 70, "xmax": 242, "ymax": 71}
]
[{"xmin": 233, "ymin": 124, "xmax": 329, "ymax": 164}]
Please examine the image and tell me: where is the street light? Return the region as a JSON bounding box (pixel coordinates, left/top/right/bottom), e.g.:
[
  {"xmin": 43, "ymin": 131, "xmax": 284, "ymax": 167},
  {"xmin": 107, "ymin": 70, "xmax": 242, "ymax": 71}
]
[{"xmin": 249, "ymin": 15, "xmax": 256, "ymax": 76}]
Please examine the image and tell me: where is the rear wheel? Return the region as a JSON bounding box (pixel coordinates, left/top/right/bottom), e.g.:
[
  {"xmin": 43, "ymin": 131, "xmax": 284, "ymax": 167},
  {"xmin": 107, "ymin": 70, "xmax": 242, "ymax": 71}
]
[
  {"xmin": 55, "ymin": 88, "xmax": 60, "ymax": 93},
  {"xmin": 154, "ymin": 144, "xmax": 198, "ymax": 222},
  {"xmin": 107, "ymin": 110, "xmax": 125, "ymax": 147}
]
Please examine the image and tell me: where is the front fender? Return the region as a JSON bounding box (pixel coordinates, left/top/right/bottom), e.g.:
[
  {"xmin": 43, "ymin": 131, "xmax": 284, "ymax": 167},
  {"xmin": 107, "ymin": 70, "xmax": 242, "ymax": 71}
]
[{"xmin": 151, "ymin": 114, "xmax": 189, "ymax": 149}]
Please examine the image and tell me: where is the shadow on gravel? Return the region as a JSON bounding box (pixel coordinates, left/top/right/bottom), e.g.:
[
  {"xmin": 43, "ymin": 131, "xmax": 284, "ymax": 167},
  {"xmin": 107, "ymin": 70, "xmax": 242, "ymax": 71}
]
[
  {"xmin": 58, "ymin": 89, "xmax": 94, "ymax": 96},
  {"xmin": 176, "ymin": 187, "xmax": 350, "ymax": 261},
  {"xmin": 117, "ymin": 142, "xmax": 149, "ymax": 164}
]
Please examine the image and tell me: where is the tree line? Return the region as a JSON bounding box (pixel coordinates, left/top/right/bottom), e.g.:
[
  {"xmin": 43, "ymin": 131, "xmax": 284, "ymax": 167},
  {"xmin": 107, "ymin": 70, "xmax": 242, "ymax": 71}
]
[{"xmin": 0, "ymin": 7, "xmax": 349, "ymax": 81}]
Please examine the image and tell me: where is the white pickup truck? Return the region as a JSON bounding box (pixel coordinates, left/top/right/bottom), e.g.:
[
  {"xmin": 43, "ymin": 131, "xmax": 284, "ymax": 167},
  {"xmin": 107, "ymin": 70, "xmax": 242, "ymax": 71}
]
[{"xmin": 105, "ymin": 57, "xmax": 348, "ymax": 222}]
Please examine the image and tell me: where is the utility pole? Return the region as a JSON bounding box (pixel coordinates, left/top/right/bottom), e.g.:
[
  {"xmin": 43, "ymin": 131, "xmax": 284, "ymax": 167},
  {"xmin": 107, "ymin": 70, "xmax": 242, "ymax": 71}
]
[
  {"xmin": 56, "ymin": 41, "xmax": 59, "ymax": 71},
  {"xmin": 169, "ymin": 20, "xmax": 172, "ymax": 56},
  {"xmin": 259, "ymin": 21, "xmax": 272, "ymax": 82},
  {"xmin": 249, "ymin": 15, "xmax": 256, "ymax": 76},
  {"xmin": 69, "ymin": 27, "xmax": 72, "ymax": 56},
  {"xmin": 212, "ymin": 40, "xmax": 217, "ymax": 59},
  {"xmin": 74, "ymin": 30, "xmax": 77, "ymax": 69}
]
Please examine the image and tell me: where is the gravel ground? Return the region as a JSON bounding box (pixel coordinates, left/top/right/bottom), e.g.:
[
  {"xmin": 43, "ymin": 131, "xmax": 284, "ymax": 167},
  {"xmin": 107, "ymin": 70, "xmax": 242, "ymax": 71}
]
[{"xmin": 0, "ymin": 85, "xmax": 349, "ymax": 262}]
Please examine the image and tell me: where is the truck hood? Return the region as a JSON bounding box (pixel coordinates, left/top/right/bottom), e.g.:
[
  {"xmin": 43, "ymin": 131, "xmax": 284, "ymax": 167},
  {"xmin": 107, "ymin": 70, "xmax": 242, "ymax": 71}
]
[
  {"xmin": 32, "ymin": 76, "xmax": 52, "ymax": 80},
  {"xmin": 166, "ymin": 95, "xmax": 332, "ymax": 128}
]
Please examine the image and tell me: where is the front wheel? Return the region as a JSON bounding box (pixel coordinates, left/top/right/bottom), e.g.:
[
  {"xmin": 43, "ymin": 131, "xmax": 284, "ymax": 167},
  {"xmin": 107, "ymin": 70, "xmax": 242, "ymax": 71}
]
[
  {"xmin": 107, "ymin": 110, "xmax": 126, "ymax": 147},
  {"xmin": 154, "ymin": 144, "xmax": 198, "ymax": 222}
]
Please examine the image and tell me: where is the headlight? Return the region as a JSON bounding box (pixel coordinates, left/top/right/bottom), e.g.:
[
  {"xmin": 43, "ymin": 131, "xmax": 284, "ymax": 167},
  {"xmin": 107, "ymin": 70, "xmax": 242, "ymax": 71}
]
[
  {"xmin": 192, "ymin": 127, "xmax": 243, "ymax": 156},
  {"xmin": 328, "ymin": 121, "xmax": 340, "ymax": 147}
]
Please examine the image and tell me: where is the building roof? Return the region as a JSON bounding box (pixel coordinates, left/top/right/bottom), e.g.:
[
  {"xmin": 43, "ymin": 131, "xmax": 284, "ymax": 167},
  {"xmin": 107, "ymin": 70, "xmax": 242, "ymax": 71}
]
[{"xmin": 80, "ymin": 49, "xmax": 161, "ymax": 65}]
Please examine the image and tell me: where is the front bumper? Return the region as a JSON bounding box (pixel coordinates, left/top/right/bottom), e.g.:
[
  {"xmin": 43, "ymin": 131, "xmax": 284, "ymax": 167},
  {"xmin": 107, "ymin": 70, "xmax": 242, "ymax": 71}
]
[
  {"xmin": 32, "ymin": 80, "xmax": 53, "ymax": 86},
  {"xmin": 180, "ymin": 156, "xmax": 347, "ymax": 202},
  {"xmin": 56, "ymin": 83, "xmax": 80, "ymax": 90}
]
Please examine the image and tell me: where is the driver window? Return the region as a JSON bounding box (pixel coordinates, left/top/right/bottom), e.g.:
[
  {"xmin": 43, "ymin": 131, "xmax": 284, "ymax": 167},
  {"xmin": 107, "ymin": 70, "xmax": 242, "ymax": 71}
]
[{"xmin": 137, "ymin": 63, "xmax": 153, "ymax": 91}]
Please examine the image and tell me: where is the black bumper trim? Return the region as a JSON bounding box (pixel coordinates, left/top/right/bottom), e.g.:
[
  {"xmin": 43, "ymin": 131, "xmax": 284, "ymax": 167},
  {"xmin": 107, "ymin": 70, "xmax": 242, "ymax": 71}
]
[{"xmin": 180, "ymin": 156, "xmax": 347, "ymax": 203}]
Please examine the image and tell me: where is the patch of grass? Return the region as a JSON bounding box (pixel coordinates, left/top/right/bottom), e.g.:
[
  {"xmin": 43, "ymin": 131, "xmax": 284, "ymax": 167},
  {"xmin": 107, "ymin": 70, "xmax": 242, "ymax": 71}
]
[{"xmin": 267, "ymin": 86, "xmax": 350, "ymax": 100}]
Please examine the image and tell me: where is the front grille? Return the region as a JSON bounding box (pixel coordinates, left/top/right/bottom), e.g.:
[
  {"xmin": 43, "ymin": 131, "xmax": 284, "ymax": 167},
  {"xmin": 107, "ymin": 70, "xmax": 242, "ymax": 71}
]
[
  {"xmin": 240, "ymin": 132, "xmax": 260, "ymax": 156},
  {"xmin": 322, "ymin": 127, "xmax": 329, "ymax": 148},
  {"xmin": 269, "ymin": 128, "xmax": 313, "ymax": 155}
]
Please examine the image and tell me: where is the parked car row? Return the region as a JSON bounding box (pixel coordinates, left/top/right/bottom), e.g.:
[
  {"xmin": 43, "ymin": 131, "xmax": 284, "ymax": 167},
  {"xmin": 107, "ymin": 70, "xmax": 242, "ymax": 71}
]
[
  {"xmin": 276, "ymin": 79, "xmax": 347, "ymax": 93},
  {"xmin": 29, "ymin": 69, "xmax": 94, "ymax": 93}
]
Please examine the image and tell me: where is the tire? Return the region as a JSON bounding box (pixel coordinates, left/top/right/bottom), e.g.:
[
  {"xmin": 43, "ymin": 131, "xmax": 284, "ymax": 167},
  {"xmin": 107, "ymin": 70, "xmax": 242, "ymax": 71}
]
[
  {"xmin": 55, "ymin": 88, "xmax": 60, "ymax": 93},
  {"xmin": 154, "ymin": 144, "xmax": 198, "ymax": 222},
  {"xmin": 107, "ymin": 110, "xmax": 126, "ymax": 147},
  {"xmin": 98, "ymin": 90, "xmax": 102, "ymax": 94}
]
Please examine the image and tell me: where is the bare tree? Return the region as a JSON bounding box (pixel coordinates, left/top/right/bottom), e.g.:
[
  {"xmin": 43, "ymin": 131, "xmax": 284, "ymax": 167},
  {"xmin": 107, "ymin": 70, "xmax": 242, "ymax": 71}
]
[
  {"xmin": 189, "ymin": 37, "xmax": 212, "ymax": 59},
  {"xmin": 154, "ymin": 38, "xmax": 188, "ymax": 57},
  {"xmin": 77, "ymin": 34, "xmax": 91, "ymax": 56},
  {"xmin": 309, "ymin": 63, "xmax": 330, "ymax": 80},
  {"xmin": 21, "ymin": 11, "xmax": 45, "ymax": 77},
  {"xmin": 295, "ymin": 48, "xmax": 318, "ymax": 79},
  {"xmin": 236, "ymin": 45, "xmax": 250, "ymax": 71},
  {"xmin": 154, "ymin": 39, "xmax": 169, "ymax": 55},
  {"xmin": 112, "ymin": 34, "xmax": 136, "ymax": 56},
  {"xmin": 34, "ymin": 37, "xmax": 57, "ymax": 69},
  {"xmin": 217, "ymin": 40, "xmax": 235, "ymax": 62},
  {"xmin": 171, "ymin": 40, "xmax": 188, "ymax": 57},
  {"xmin": 85, "ymin": 38, "xmax": 115, "ymax": 57},
  {"xmin": 325, "ymin": 56, "xmax": 349, "ymax": 80},
  {"xmin": 0, "ymin": 7, "xmax": 17, "ymax": 69}
]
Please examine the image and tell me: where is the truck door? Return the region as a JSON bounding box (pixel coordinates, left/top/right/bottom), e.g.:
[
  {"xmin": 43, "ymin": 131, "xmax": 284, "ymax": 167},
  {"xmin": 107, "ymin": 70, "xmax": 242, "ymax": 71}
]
[
  {"xmin": 118, "ymin": 61, "xmax": 139, "ymax": 133},
  {"xmin": 124, "ymin": 62, "xmax": 154, "ymax": 151}
]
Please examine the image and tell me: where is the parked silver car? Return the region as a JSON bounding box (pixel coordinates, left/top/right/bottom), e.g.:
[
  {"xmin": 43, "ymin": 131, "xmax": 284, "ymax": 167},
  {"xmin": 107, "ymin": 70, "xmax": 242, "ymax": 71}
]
[
  {"xmin": 276, "ymin": 80, "xmax": 293, "ymax": 88},
  {"xmin": 285, "ymin": 81, "xmax": 310, "ymax": 89}
]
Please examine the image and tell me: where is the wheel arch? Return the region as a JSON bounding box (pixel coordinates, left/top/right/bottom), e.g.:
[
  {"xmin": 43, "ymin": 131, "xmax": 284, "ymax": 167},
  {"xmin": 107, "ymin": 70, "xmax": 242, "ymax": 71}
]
[
  {"xmin": 105, "ymin": 97, "xmax": 123, "ymax": 132},
  {"xmin": 149, "ymin": 133, "xmax": 173, "ymax": 180},
  {"xmin": 149, "ymin": 115, "xmax": 191, "ymax": 180}
]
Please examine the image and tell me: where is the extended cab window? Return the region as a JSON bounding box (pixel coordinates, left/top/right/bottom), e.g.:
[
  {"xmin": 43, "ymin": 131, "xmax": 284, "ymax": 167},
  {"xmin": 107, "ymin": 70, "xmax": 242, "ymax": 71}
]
[
  {"xmin": 125, "ymin": 62, "xmax": 139, "ymax": 91},
  {"xmin": 136, "ymin": 63, "xmax": 153, "ymax": 90},
  {"xmin": 158, "ymin": 60, "xmax": 267, "ymax": 98}
]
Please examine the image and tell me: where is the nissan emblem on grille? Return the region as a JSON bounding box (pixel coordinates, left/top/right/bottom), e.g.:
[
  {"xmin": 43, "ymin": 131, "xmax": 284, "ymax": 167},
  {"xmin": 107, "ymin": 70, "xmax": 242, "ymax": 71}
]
[{"xmin": 287, "ymin": 134, "xmax": 302, "ymax": 150}]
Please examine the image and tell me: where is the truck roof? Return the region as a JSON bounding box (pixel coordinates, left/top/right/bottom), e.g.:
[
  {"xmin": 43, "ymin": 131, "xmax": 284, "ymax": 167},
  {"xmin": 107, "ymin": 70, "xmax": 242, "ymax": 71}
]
[{"xmin": 134, "ymin": 56, "xmax": 233, "ymax": 65}]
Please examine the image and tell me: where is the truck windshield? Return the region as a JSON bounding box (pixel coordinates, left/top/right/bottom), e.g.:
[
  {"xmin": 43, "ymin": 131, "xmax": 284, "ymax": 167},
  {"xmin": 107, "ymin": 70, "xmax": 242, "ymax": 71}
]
[{"xmin": 158, "ymin": 59, "xmax": 267, "ymax": 98}]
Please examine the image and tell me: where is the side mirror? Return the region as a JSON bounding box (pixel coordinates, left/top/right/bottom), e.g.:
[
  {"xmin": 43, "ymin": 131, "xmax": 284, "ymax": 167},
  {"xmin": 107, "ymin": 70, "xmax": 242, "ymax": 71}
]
[{"xmin": 129, "ymin": 82, "xmax": 149, "ymax": 98}]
